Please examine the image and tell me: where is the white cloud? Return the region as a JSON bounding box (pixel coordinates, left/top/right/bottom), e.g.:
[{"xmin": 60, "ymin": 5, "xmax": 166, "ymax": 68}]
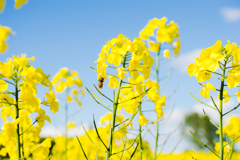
[
  {"xmin": 40, "ymin": 124, "xmax": 90, "ymax": 138},
  {"xmin": 169, "ymin": 49, "xmax": 201, "ymax": 73},
  {"xmin": 220, "ymin": 7, "xmax": 240, "ymax": 22}
]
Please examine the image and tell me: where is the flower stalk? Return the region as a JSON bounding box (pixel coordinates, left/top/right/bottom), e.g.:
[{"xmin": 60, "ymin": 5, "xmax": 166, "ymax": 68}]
[
  {"xmin": 106, "ymin": 54, "xmax": 127, "ymax": 160},
  {"xmin": 15, "ymin": 78, "xmax": 21, "ymax": 160},
  {"xmin": 154, "ymin": 44, "xmax": 161, "ymax": 160},
  {"xmin": 139, "ymin": 103, "xmax": 143, "ymax": 160},
  {"xmin": 219, "ymin": 59, "xmax": 227, "ymax": 160}
]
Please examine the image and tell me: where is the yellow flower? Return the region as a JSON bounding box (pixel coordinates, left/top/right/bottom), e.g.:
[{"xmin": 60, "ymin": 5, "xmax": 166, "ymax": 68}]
[
  {"xmin": 220, "ymin": 116, "xmax": 240, "ymax": 142},
  {"xmin": 108, "ymin": 76, "xmax": 119, "ymax": 89},
  {"xmin": 125, "ymin": 121, "xmax": 133, "ymax": 129},
  {"xmin": 1, "ymin": 119, "xmax": 20, "ymax": 138},
  {"xmin": 72, "ymin": 89, "xmax": 78, "ymax": 95},
  {"xmin": 75, "ymin": 77, "xmax": 83, "ymax": 87},
  {"xmin": 67, "ymin": 122, "xmax": 75, "ymax": 129},
  {"xmin": 55, "ymin": 80, "xmax": 66, "ymax": 93},
  {"xmin": 187, "ymin": 58, "xmax": 211, "ymax": 82},
  {"xmin": 200, "ymin": 82, "xmax": 216, "ymax": 98},
  {"xmin": 32, "ymin": 136, "xmax": 52, "ymax": 159},
  {"xmin": 0, "ymin": 79, "xmax": 7, "ymax": 91},
  {"xmin": 35, "ymin": 109, "xmax": 51, "ymax": 128},
  {"xmin": 44, "ymin": 90, "xmax": 59, "ymax": 114},
  {"xmin": 173, "ymin": 38, "xmax": 181, "ymax": 55},
  {"xmin": 15, "ymin": 0, "xmax": 28, "ymax": 9},
  {"xmin": 81, "ymin": 90, "xmax": 85, "ymax": 96},
  {"xmin": 155, "ymin": 95, "xmax": 165, "ymax": 118},
  {"xmin": 0, "ymin": 25, "xmax": 11, "ymax": 53},
  {"xmin": 0, "ymin": 106, "xmax": 15, "ymax": 122},
  {"xmin": 236, "ymin": 89, "xmax": 240, "ymax": 102},
  {"xmin": 163, "ymin": 49, "xmax": 170, "ymax": 58},
  {"xmin": 117, "ymin": 67, "xmax": 128, "ymax": 80},
  {"xmin": 0, "ymin": 0, "xmax": 5, "ymax": 12},
  {"xmin": 67, "ymin": 94, "xmax": 72, "ymax": 101},
  {"xmin": 138, "ymin": 114, "xmax": 149, "ymax": 126},
  {"xmin": 149, "ymin": 41, "xmax": 160, "ymax": 52}
]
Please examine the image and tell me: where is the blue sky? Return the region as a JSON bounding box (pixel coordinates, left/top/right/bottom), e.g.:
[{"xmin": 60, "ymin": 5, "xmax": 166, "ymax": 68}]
[{"xmin": 1, "ymin": 0, "xmax": 240, "ymax": 152}]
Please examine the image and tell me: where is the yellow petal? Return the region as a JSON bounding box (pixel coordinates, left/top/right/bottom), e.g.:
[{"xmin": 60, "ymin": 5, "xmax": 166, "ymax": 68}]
[
  {"xmin": 15, "ymin": 0, "xmax": 28, "ymax": 9},
  {"xmin": 0, "ymin": 79, "xmax": 7, "ymax": 91},
  {"xmin": 0, "ymin": 0, "xmax": 5, "ymax": 12},
  {"xmin": 138, "ymin": 114, "xmax": 149, "ymax": 126},
  {"xmin": 163, "ymin": 49, "xmax": 170, "ymax": 58}
]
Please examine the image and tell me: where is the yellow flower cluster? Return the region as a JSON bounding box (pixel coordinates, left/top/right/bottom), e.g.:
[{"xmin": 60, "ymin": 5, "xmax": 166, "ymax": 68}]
[
  {"xmin": 0, "ymin": 54, "xmax": 58, "ymax": 159},
  {"xmin": 222, "ymin": 116, "xmax": 240, "ymax": 142},
  {"xmin": 139, "ymin": 17, "xmax": 181, "ymax": 57},
  {"xmin": 95, "ymin": 34, "xmax": 165, "ymax": 124},
  {"xmin": 188, "ymin": 40, "xmax": 224, "ymax": 82},
  {"xmin": 188, "ymin": 40, "xmax": 240, "ymax": 101},
  {"xmin": 52, "ymin": 68, "xmax": 84, "ymax": 106},
  {"xmin": 0, "ymin": 25, "xmax": 11, "ymax": 53},
  {"xmin": 95, "ymin": 34, "xmax": 153, "ymax": 82}
]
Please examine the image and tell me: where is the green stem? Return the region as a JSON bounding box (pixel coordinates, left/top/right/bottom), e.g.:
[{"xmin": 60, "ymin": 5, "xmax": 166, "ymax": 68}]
[
  {"xmin": 139, "ymin": 104, "xmax": 142, "ymax": 160},
  {"xmin": 106, "ymin": 79, "xmax": 122, "ymax": 159},
  {"xmin": 190, "ymin": 130, "xmax": 219, "ymax": 158},
  {"xmin": 219, "ymin": 60, "xmax": 227, "ymax": 160},
  {"xmin": 20, "ymin": 121, "xmax": 37, "ymax": 136},
  {"xmin": 15, "ymin": 79, "xmax": 21, "ymax": 160},
  {"xmin": 154, "ymin": 43, "xmax": 161, "ymax": 160},
  {"xmin": 21, "ymin": 127, "xmax": 24, "ymax": 160},
  {"xmin": 76, "ymin": 136, "xmax": 88, "ymax": 160},
  {"xmin": 106, "ymin": 54, "xmax": 127, "ymax": 160}
]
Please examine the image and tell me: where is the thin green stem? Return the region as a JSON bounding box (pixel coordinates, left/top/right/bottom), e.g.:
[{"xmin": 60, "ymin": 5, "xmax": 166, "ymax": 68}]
[
  {"xmin": 154, "ymin": 43, "xmax": 161, "ymax": 160},
  {"xmin": 93, "ymin": 84, "xmax": 113, "ymax": 103},
  {"xmin": 106, "ymin": 54, "xmax": 127, "ymax": 160},
  {"xmin": 190, "ymin": 130, "xmax": 219, "ymax": 158},
  {"xmin": 223, "ymin": 103, "xmax": 240, "ymax": 116},
  {"xmin": 15, "ymin": 78, "xmax": 21, "ymax": 160},
  {"xmin": 81, "ymin": 121, "xmax": 106, "ymax": 152},
  {"xmin": 219, "ymin": 59, "xmax": 227, "ymax": 160},
  {"xmin": 206, "ymin": 70, "xmax": 222, "ymax": 77},
  {"xmin": 93, "ymin": 114, "xmax": 108, "ymax": 150},
  {"xmin": 129, "ymin": 143, "xmax": 139, "ymax": 160},
  {"xmin": 119, "ymin": 139, "xmax": 127, "ymax": 160},
  {"xmin": 112, "ymin": 131, "xmax": 141, "ymax": 155},
  {"xmin": 76, "ymin": 136, "xmax": 88, "ymax": 160},
  {"xmin": 223, "ymin": 135, "xmax": 240, "ymax": 147},
  {"xmin": 210, "ymin": 96, "xmax": 220, "ymax": 113},
  {"xmin": 20, "ymin": 121, "xmax": 37, "ymax": 136},
  {"xmin": 1, "ymin": 78, "xmax": 15, "ymax": 86},
  {"xmin": 86, "ymin": 87, "xmax": 112, "ymax": 112},
  {"xmin": 189, "ymin": 91, "xmax": 217, "ymax": 111},
  {"xmin": 139, "ymin": 104, "xmax": 142, "ymax": 160},
  {"xmin": 203, "ymin": 109, "xmax": 219, "ymax": 129},
  {"xmin": 226, "ymin": 65, "xmax": 240, "ymax": 69}
]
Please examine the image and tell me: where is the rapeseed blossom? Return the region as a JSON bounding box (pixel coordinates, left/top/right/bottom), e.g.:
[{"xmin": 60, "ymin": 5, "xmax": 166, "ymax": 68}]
[
  {"xmin": 140, "ymin": 17, "xmax": 181, "ymax": 57},
  {"xmin": 95, "ymin": 34, "xmax": 165, "ymax": 123},
  {"xmin": 0, "ymin": 25, "xmax": 11, "ymax": 53},
  {"xmin": 0, "ymin": 54, "xmax": 59, "ymax": 159}
]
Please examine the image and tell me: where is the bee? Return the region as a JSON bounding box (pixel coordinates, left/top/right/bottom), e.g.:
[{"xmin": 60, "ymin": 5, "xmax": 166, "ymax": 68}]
[{"xmin": 98, "ymin": 77, "xmax": 104, "ymax": 89}]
